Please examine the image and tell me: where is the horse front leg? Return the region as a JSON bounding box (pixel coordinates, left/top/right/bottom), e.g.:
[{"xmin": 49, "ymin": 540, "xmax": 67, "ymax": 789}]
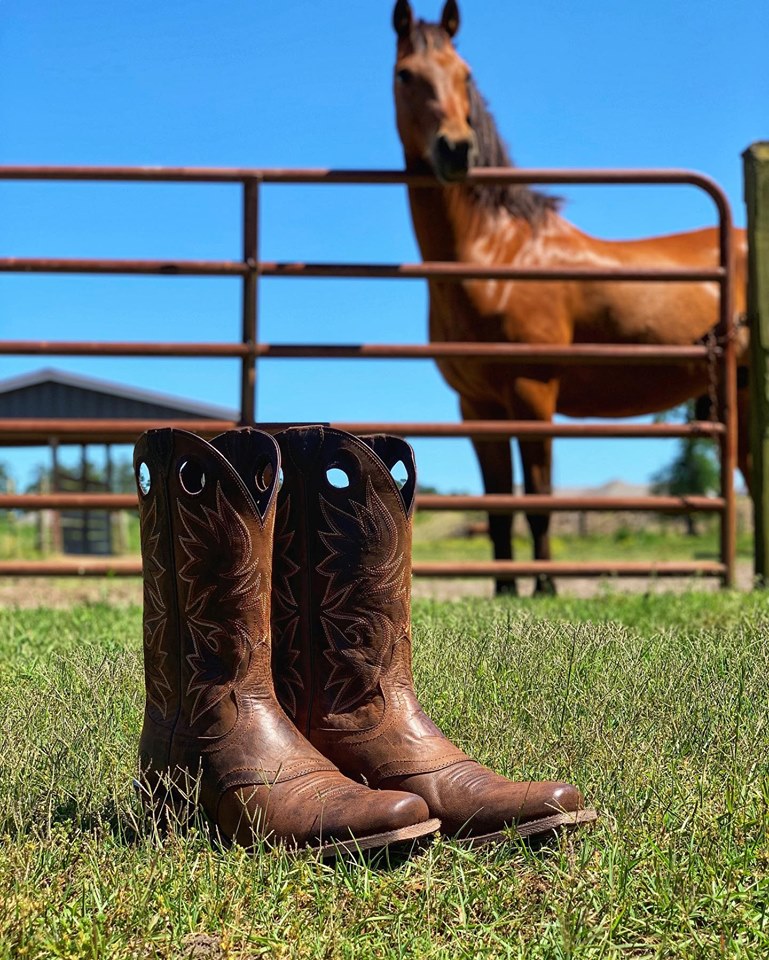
[
  {"xmin": 519, "ymin": 437, "xmax": 556, "ymax": 596},
  {"xmin": 461, "ymin": 397, "xmax": 516, "ymax": 596},
  {"xmin": 513, "ymin": 379, "xmax": 558, "ymax": 597}
]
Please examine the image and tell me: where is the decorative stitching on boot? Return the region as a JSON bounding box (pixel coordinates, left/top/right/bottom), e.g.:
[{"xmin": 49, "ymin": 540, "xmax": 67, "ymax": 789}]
[
  {"xmin": 177, "ymin": 483, "xmax": 265, "ymax": 727},
  {"xmin": 218, "ymin": 760, "xmax": 339, "ymax": 793},
  {"xmin": 316, "ymin": 479, "xmax": 410, "ymax": 714},
  {"xmin": 372, "ymin": 756, "xmax": 475, "ymax": 781},
  {"xmin": 140, "ymin": 496, "xmax": 173, "ymax": 719},
  {"xmin": 271, "ymin": 493, "xmax": 304, "ymax": 717}
]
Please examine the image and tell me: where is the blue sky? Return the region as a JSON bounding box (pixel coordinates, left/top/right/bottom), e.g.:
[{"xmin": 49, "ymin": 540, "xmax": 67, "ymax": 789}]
[{"xmin": 1, "ymin": 0, "xmax": 767, "ymax": 492}]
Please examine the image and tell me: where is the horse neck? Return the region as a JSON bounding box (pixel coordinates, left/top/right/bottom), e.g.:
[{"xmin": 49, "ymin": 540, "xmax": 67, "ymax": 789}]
[{"xmin": 406, "ymin": 178, "xmax": 529, "ymax": 262}]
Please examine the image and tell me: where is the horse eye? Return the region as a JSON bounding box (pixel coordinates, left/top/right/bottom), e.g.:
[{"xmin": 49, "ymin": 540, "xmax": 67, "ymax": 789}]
[{"xmin": 396, "ymin": 68, "xmax": 414, "ymax": 85}]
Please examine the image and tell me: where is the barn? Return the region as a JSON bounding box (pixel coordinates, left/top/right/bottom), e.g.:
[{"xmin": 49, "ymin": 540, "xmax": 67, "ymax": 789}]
[{"xmin": 0, "ymin": 367, "xmax": 236, "ymax": 554}]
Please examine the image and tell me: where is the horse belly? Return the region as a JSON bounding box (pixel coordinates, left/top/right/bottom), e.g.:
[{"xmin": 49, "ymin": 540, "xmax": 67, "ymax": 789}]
[
  {"xmin": 435, "ymin": 357, "xmax": 504, "ymax": 405},
  {"xmin": 557, "ymin": 363, "xmax": 709, "ymax": 419}
]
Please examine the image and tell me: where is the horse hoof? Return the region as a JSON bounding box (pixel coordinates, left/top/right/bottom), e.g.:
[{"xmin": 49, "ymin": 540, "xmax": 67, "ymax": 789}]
[
  {"xmin": 533, "ymin": 575, "xmax": 557, "ymax": 597},
  {"xmin": 495, "ymin": 580, "xmax": 518, "ymax": 597}
]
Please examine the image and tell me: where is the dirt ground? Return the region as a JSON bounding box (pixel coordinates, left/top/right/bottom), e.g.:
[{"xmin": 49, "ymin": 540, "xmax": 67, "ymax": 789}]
[
  {"xmin": 412, "ymin": 559, "xmax": 755, "ymax": 600},
  {"xmin": 0, "ymin": 559, "xmax": 755, "ymax": 609}
]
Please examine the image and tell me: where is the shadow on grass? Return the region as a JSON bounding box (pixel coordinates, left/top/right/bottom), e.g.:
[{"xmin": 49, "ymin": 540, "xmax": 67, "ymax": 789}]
[
  {"xmin": 0, "ymin": 793, "xmax": 145, "ymax": 848},
  {"xmin": 50, "ymin": 795, "xmax": 144, "ymax": 847},
  {"xmin": 28, "ymin": 793, "xmax": 438, "ymax": 872},
  {"xmin": 11, "ymin": 779, "xmax": 596, "ymax": 873}
]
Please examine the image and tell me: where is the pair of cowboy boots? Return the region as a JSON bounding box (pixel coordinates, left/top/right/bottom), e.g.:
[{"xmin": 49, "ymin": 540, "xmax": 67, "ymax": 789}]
[{"xmin": 134, "ymin": 424, "xmax": 595, "ymax": 855}]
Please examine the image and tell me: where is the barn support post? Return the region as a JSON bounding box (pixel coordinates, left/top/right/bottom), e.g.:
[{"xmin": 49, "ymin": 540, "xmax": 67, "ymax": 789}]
[
  {"xmin": 49, "ymin": 438, "xmax": 62, "ymax": 555},
  {"xmin": 743, "ymin": 142, "xmax": 769, "ymax": 586},
  {"xmin": 105, "ymin": 443, "xmax": 120, "ymax": 555},
  {"xmin": 80, "ymin": 443, "xmax": 89, "ymax": 554}
]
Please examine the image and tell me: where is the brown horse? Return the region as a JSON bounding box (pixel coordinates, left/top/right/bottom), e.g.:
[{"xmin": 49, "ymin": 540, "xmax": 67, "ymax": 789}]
[{"xmin": 392, "ymin": 0, "xmax": 750, "ymax": 595}]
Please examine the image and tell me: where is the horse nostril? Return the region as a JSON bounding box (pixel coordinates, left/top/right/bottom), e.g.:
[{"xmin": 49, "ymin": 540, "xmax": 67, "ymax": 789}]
[
  {"xmin": 454, "ymin": 140, "xmax": 470, "ymax": 164},
  {"xmin": 433, "ymin": 134, "xmax": 473, "ymax": 181}
]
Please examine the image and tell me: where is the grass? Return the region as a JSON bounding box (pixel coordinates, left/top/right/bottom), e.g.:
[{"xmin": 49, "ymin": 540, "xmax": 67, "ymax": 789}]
[
  {"xmin": 0, "ymin": 512, "xmax": 141, "ymax": 561},
  {"xmin": 411, "ymin": 515, "xmax": 754, "ymax": 564},
  {"xmin": 0, "ymin": 513, "xmax": 39, "ymax": 559},
  {"xmin": 1, "ymin": 592, "xmax": 769, "ymax": 957},
  {"xmin": 1, "ymin": 509, "xmax": 754, "ymax": 565}
]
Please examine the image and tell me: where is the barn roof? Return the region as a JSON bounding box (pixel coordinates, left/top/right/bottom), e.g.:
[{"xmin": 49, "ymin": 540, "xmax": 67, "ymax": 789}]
[
  {"xmin": 0, "ymin": 367, "xmax": 240, "ymax": 445},
  {"xmin": 0, "ymin": 367, "xmax": 238, "ymax": 422}
]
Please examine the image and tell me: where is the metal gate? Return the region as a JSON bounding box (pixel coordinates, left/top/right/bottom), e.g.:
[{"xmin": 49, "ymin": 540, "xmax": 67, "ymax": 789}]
[{"xmin": 0, "ymin": 165, "xmax": 737, "ymax": 585}]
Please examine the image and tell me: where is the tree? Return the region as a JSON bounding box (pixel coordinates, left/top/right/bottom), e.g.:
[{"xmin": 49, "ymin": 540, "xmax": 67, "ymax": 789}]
[
  {"xmin": 651, "ymin": 401, "xmax": 719, "ymax": 536},
  {"xmin": 0, "ymin": 462, "xmax": 11, "ymax": 494}
]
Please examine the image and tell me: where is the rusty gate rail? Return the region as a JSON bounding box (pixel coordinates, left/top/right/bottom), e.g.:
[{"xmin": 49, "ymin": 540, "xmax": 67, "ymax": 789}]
[
  {"xmin": 0, "ymin": 342, "xmax": 724, "ymax": 362},
  {"xmin": 0, "ymin": 165, "xmax": 736, "ymax": 585}
]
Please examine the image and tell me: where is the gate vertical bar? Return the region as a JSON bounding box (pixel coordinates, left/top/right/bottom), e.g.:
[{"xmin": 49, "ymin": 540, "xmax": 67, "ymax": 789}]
[
  {"xmin": 716, "ymin": 187, "xmax": 737, "ymax": 587},
  {"xmin": 241, "ymin": 177, "xmax": 260, "ymax": 423},
  {"xmin": 743, "ymin": 142, "xmax": 769, "ymax": 585}
]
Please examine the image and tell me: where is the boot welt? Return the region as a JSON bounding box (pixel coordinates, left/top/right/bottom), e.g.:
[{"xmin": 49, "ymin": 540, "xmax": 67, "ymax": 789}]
[
  {"xmin": 313, "ymin": 817, "xmax": 441, "ymax": 859},
  {"xmin": 452, "ymin": 808, "xmax": 599, "ymax": 848}
]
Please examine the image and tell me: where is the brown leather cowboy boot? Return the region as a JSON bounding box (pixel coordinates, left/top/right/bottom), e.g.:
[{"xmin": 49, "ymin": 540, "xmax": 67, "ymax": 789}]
[
  {"xmin": 133, "ymin": 427, "xmax": 438, "ymax": 855},
  {"xmin": 271, "ymin": 426, "xmax": 597, "ymax": 843}
]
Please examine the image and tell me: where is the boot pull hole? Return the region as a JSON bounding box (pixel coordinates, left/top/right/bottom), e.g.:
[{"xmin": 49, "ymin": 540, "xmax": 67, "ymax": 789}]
[
  {"xmin": 137, "ymin": 462, "xmax": 151, "ymax": 496},
  {"xmin": 326, "ymin": 467, "xmax": 350, "ymax": 489},
  {"xmin": 179, "ymin": 459, "xmax": 206, "ymax": 496},
  {"xmin": 254, "ymin": 456, "xmax": 275, "ymax": 492},
  {"xmin": 277, "ymin": 467, "xmax": 284, "ymax": 492},
  {"xmin": 390, "ymin": 460, "xmax": 408, "ymax": 491}
]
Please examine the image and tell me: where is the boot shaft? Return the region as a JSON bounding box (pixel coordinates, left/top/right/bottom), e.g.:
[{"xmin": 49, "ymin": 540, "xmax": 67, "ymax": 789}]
[
  {"xmin": 271, "ymin": 426, "xmax": 417, "ymax": 735},
  {"xmin": 134, "ymin": 428, "xmax": 280, "ymax": 747}
]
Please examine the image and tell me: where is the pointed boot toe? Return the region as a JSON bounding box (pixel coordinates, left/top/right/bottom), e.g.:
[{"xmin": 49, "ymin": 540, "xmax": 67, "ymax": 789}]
[
  {"xmin": 306, "ymin": 784, "xmax": 437, "ymax": 850},
  {"xmin": 548, "ymin": 782, "xmax": 585, "ymax": 817},
  {"xmin": 368, "ymin": 789, "xmax": 433, "ymax": 832},
  {"xmin": 217, "ymin": 776, "xmax": 437, "ymax": 853},
  {"xmin": 381, "ymin": 763, "xmax": 592, "ymax": 841}
]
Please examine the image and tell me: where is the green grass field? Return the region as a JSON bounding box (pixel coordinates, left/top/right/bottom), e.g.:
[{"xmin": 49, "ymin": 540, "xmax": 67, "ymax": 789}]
[
  {"xmin": 1, "ymin": 591, "xmax": 768, "ymax": 958},
  {"xmin": 0, "ymin": 508, "xmax": 754, "ymax": 565},
  {"xmin": 410, "ymin": 509, "xmax": 754, "ymax": 566}
]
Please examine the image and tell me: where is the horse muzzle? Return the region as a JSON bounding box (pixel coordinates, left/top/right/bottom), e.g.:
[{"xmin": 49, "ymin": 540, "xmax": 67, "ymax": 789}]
[{"xmin": 431, "ymin": 132, "xmax": 478, "ymax": 183}]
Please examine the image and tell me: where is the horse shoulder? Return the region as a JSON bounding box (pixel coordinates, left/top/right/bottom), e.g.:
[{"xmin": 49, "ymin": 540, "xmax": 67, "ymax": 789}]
[{"xmin": 497, "ymin": 215, "xmax": 594, "ymax": 344}]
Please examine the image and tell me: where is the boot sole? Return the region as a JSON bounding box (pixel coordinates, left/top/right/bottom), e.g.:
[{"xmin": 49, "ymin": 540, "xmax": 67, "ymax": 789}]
[
  {"xmin": 455, "ymin": 807, "xmax": 599, "ymax": 848},
  {"xmin": 313, "ymin": 817, "xmax": 441, "ymax": 859},
  {"xmin": 134, "ymin": 778, "xmax": 440, "ymax": 858}
]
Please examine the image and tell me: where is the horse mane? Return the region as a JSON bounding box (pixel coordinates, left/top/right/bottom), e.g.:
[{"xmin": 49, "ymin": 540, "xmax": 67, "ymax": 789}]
[{"xmin": 466, "ymin": 77, "xmax": 561, "ymax": 224}]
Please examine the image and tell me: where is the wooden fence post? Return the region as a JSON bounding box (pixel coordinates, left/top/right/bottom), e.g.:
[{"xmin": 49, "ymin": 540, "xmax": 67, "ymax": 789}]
[{"xmin": 743, "ymin": 142, "xmax": 769, "ymax": 585}]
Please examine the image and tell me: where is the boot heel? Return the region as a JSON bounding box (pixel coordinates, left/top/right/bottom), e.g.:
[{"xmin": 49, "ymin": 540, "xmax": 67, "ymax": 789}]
[{"xmin": 134, "ymin": 772, "xmax": 196, "ymax": 833}]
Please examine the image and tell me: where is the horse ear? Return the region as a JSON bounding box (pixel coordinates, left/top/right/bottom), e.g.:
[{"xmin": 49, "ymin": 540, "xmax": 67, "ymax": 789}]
[
  {"xmin": 393, "ymin": 0, "xmax": 413, "ymax": 38},
  {"xmin": 440, "ymin": 0, "xmax": 460, "ymax": 37}
]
